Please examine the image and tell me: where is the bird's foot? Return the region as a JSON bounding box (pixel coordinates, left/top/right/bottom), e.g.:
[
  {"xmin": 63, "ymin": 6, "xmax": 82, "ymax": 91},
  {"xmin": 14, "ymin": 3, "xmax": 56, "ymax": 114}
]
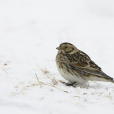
[{"xmin": 62, "ymin": 82, "xmax": 76, "ymax": 87}]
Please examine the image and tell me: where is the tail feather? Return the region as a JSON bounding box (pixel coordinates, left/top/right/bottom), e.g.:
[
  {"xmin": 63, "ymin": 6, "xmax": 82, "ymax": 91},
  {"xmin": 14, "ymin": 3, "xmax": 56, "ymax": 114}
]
[
  {"xmin": 73, "ymin": 66, "xmax": 114, "ymax": 83},
  {"xmin": 89, "ymin": 75, "xmax": 114, "ymax": 83}
]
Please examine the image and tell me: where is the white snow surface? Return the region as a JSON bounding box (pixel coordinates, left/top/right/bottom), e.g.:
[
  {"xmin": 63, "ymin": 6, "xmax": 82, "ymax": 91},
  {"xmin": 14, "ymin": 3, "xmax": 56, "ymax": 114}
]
[{"xmin": 0, "ymin": 0, "xmax": 114, "ymax": 114}]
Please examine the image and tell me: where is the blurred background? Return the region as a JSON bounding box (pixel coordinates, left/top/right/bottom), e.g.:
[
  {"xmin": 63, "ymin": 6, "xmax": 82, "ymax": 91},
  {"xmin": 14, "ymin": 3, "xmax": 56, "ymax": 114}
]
[{"xmin": 0, "ymin": 0, "xmax": 114, "ymax": 74}]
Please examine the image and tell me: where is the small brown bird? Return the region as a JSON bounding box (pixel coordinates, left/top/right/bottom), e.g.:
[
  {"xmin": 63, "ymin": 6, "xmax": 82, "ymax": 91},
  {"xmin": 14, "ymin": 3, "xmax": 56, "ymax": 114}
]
[{"xmin": 56, "ymin": 42, "xmax": 114, "ymax": 86}]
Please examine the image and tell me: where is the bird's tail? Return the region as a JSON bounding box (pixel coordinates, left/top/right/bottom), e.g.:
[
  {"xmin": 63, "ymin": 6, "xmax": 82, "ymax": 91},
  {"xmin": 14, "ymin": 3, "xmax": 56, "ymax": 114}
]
[
  {"xmin": 102, "ymin": 76, "xmax": 114, "ymax": 83},
  {"xmin": 89, "ymin": 75, "xmax": 114, "ymax": 83},
  {"xmin": 110, "ymin": 78, "xmax": 114, "ymax": 83}
]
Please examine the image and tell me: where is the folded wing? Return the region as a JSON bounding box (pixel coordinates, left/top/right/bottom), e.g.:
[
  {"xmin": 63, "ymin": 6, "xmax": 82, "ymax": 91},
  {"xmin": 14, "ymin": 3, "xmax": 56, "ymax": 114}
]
[{"xmin": 68, "ymin": 51, "xmax": 112, "ymax": 80}]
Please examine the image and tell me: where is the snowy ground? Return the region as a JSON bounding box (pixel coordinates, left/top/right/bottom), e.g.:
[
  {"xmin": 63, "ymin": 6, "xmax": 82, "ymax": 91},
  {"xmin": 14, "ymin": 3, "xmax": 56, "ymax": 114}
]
[{"xmin": 0, "ymin": 0, "xmax": 114, "ymax": 114}]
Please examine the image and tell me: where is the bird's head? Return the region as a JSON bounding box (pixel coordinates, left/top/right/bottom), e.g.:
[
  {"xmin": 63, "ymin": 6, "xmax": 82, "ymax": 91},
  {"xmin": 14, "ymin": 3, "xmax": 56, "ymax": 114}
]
[{"xmin": 56, "ymin": 42, "xmax": 78, "ymax": 54}]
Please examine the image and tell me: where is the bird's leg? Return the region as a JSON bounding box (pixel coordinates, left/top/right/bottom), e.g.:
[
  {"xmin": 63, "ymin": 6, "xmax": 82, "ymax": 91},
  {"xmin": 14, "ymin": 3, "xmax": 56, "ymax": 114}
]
[{"xmin": 62, "ymin": 82, "xmax": 76, "ymax": 86}]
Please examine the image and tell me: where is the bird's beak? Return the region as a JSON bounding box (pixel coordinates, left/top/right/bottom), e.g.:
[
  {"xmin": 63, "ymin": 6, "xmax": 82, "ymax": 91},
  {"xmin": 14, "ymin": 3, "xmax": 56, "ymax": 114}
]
[{"xmin": 56, "ymin": 47, "xmax": 61, "ymax": 50}]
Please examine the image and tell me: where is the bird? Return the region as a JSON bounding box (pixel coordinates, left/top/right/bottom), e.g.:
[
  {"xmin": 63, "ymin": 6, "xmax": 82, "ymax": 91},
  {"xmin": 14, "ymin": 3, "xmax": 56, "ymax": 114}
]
[{"xmin": 56, "ymin": 42, "xmax": 114, "ymax": 86}]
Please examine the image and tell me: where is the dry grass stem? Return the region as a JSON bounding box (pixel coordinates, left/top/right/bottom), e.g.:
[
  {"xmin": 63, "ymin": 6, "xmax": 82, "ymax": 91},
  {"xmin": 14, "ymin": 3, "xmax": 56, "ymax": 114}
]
[
  {"xmin": 35, "ymin": 73, "xmax": 42, "ymax": 88},
  {"xmin": 0, "ymin": 67, "xmax": 8, "ymax": 75},
  {"xmin": 41, "ymin": 82, "xmax": 68, "ymax": 93},
  {"xmin": 41, "ymin": 68, "xmax": 49, "ymax": 75},
  {"xmin": 41, "ymin": 68, "xmax": 58, "ymax": 85},
  {"xmin": 74, "ymin": 96, "xmax": 80, "ymax": 99},
  {"xmin": 46, "ymin": 75, "xmax": 58, "ymax": 85},
  {"xmin": 35, "ymin": 73, "xmax": 68, "ymax": 93}
]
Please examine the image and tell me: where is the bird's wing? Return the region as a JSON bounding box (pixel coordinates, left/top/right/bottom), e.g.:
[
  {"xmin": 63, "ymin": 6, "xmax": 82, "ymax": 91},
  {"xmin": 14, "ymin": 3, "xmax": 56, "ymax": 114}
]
[
  {"xmin": 68, "ymin": 51, "xmax": 111, "ymax": 78},
  {"xmin": 68, "ymin": 50, "xmax": 101, "ymax": 71}
]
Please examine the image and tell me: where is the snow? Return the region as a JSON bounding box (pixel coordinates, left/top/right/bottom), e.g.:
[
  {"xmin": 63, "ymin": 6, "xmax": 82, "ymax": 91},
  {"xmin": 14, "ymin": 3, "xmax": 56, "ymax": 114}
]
[{"xmin": 0, "ymin": 0, "xmax": 114, "ymax": 114}]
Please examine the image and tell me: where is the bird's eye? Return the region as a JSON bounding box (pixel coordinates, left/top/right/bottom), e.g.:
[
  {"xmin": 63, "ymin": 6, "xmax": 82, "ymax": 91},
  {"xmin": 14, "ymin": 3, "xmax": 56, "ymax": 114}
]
[
  {"xmin": 65, "ymin": 46, "xmax": 67, "ymax": 48},
  {"xmin": 72, "ymin": 48, "xmax": 74, "ymax": 50}
]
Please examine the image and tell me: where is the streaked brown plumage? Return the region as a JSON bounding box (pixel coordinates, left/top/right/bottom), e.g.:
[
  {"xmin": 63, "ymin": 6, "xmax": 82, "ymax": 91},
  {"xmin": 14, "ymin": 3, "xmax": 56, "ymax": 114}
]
[{"xmin": 56, "ymin": 42, "xmax": 114, "ymax": 85}]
